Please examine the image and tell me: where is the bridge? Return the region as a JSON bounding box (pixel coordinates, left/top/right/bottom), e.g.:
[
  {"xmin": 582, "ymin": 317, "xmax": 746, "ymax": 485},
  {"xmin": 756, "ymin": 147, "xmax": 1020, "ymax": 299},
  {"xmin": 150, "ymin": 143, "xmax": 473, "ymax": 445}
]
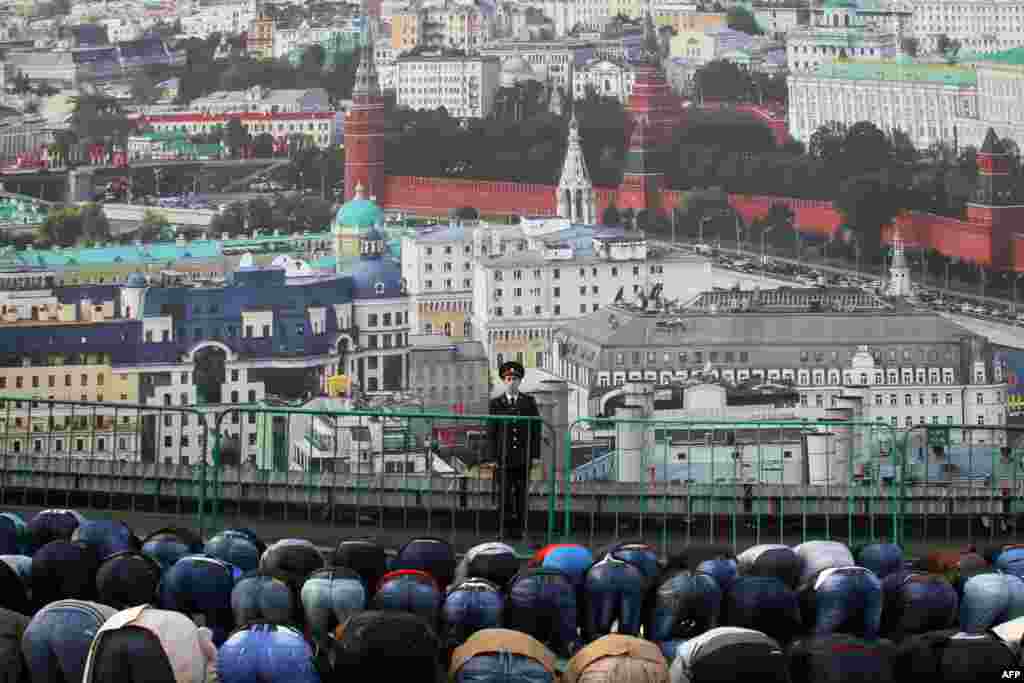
[{"xmin": 0, "ymin": 158, "xmax": 283, "ymax": 203}]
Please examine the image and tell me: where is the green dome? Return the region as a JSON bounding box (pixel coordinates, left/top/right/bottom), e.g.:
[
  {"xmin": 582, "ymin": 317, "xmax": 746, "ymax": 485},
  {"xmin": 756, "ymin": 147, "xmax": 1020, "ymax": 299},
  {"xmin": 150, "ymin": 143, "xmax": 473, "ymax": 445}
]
[
  {"xmin": 332, "ymin": 193, "xmax": 384, "ymax": 235},
  {"xmin": 823, "ymin": 0, "xmax": 857, "ymax": 8}
]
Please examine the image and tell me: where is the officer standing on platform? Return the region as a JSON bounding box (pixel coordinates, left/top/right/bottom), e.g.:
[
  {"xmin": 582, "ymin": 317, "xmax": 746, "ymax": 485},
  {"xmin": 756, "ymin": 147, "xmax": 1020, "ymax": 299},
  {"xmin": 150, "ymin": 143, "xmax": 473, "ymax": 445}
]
[{"xmin": 488, "ymin": 360, "xmax": 541, "ymax": 540}]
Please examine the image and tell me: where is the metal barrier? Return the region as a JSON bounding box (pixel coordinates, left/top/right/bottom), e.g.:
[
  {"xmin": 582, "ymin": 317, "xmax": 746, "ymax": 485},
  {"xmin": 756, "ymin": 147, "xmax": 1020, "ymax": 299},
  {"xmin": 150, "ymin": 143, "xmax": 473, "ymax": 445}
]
[
  {"xmin": 898, "ymin": 423, "xmax": 1024, "ymax": 547},
  {"xmin": 205, "ymin": 405, "xmax": 556, "ymax": 545},
  {"xmin": 0, "ymin": 397, "xmax": 211, "ymax": 520},
  {"xmin": 0, "ymin": 397, "xmax": 1020, "ymax": 555}
]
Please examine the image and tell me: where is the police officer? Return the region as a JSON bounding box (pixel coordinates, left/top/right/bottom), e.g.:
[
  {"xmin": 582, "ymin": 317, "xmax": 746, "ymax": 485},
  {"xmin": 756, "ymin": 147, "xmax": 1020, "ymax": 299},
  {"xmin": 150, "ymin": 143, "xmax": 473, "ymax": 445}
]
[{"xmin": 488, "ymin": 360, "xmax": 541, "ymax": 540}]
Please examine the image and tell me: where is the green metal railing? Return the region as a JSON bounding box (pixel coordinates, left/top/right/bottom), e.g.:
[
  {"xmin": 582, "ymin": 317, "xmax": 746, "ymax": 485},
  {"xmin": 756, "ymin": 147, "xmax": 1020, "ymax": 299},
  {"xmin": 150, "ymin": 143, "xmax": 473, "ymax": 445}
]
[{"xmin": 0, "ymin": 397, "xmax": 1021, "ymax": 555}]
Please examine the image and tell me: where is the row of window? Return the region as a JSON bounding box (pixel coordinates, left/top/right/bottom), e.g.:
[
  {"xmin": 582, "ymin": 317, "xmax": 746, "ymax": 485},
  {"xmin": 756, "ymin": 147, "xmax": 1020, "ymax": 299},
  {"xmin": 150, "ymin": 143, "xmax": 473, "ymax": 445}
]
[
  {"xmin": 493, "ymin": 265, "xmax": 656, "ymax": 282},
  {"xmin": 423, "ymin": 278, "xmax": 472, "ymax": 290},
  {"xmin": 364, "ymin": 333, "xmax": 406, "ymax": 349},
  {"xmin": 495, "ymin": 304, "xmax": 595, "ymax": 317},
  {"xmin": 423, "ymin": 262, "xmax": 471, "ymax": 273},
  {"xmin": 6, "ymin": 437, "xmax": 130, "ymax": 454},
  {"xmin": 422, "ymin": 321, "xmax": 473, "ymax": 336},
  {"xmin": 144, "ymin": 321, "xmax": 329, "ymax": 343},
  {"xmin": 366, "ymin": 312, "xmax": 405, "ymax": 328},
  {"xmin": 0, "ymin": 374, "xmax": 105, "ymax": 389},
  {"xmin": 423, "ymin": 245, "xmax": 471, "ymax": 256}
]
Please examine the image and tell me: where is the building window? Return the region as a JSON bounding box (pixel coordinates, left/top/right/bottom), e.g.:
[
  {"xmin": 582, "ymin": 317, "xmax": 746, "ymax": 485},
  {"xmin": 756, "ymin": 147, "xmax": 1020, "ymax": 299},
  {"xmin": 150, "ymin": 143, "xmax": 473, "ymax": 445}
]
[
  {"xmin": 977, "ymin": 392, "xmax": 984, "ymax": 405},
  {"xmin": 946, "ymin": 393, "xmax": 953, "ymax": 405},
  {"xmin": 231, "ymin": 391, "xmax": 239, "ymax": 403},
  {"xmin": 368, "ymin": 314, "xmax": 378, "ymax": 327}
]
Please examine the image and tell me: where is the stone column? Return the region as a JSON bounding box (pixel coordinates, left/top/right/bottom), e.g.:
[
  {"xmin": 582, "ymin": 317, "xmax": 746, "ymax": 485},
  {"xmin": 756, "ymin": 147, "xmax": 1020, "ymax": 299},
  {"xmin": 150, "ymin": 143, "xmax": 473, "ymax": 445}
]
[
  {"xmin": 616, "ymin": 382, "xmax": 654, "ymax": 483},
  {"xmin": 532, "ymin": 379, "xmax": 569, "ymax": 481}
]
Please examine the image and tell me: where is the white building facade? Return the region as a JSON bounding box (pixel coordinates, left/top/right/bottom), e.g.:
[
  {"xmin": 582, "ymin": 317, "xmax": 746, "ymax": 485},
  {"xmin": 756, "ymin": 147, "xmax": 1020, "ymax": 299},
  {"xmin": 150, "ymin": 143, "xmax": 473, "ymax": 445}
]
[
  {"xmin": 787, "ymin": 0, "xmax": 898, "ymax": 73},
  {"xmin": 787, "ymin": 59, "xmax": 977, "ymax": 149},
  {"xmin": 395, "ymin": 55, "xmax": 501, "ymax": 118}
]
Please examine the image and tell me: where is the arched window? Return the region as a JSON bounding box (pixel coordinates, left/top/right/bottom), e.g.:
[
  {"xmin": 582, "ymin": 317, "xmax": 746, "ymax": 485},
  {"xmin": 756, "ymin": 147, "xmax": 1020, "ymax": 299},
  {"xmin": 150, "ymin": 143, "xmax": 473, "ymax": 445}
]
[
  {"xmin": 374, "ymin": 282, "xmax": 384, "ymax": 295},
  {"xmin": 443, "ymin": 322, "xmax": 453, "ymax": 336},
  {"xmin": 463, "ymin": 320, "xmax": 472, "ymax": 337}
]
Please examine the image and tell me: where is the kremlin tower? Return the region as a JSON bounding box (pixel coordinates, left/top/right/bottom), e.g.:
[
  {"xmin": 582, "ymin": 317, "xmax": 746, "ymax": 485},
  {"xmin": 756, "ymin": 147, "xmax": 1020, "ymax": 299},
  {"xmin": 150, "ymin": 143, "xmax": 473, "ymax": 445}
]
[
  {"xmin": 343, "ymin": 7, "xmax": 387, "ymax": 202},
  {"xmin": 618, "ymin": 4, "xmax": 677, "ymax": 215}
]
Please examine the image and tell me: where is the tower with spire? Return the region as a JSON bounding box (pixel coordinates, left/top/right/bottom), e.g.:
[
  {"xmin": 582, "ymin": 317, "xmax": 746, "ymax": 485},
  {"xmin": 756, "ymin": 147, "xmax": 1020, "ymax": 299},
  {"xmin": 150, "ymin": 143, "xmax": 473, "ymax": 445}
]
[
  {"xmin": 617, "ymin": 0, "xmax": 678, "ymax": 216},
  {"xmin": 557, "ymin": 110, "xmax": 595, "ymax": 224},
  {"xmin": 343, "ymin": 5, "xmax": 387, "ymax": 203},
  {"xmin": 886, "ymin": 226, "xmax": 912, "ymax": 298}
]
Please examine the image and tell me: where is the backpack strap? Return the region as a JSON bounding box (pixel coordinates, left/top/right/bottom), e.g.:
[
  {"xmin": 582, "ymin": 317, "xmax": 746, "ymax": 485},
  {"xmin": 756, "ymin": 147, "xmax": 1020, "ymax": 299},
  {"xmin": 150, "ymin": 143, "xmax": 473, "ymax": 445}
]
[
  {"xmin": 449, "ymin": 628, "xmax": 556, "ymax": 680},
  {"xmin": 563, "ymin": 634, "xmax": 666, "ymax": 683}
]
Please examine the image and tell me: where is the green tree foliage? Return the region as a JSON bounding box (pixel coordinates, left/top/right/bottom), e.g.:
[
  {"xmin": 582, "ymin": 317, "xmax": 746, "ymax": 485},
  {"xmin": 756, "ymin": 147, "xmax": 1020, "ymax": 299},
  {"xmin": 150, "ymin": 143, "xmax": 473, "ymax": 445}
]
[
  {"xmin": 935, "ymin": 33, "xmax": 961, "ymax": 59},
  {"xmin": 224, "ymin": 117, "xmax": 250, "ymax": 158},
  {"xmin": 602, "ymin": 203, "xmax": 621, "ymax": 226},
  {"xmin": 727, "ymin": 6, "xmax": 762, "ymax": 35},
  {"xmin": 69, "ymin": 92, "xmax": 133, "ymax": 160},
  {"xmin": 694, "ymin": 59, "xmax": 753, "ymax": 101},
  {"xmin": 900, "ymin": 37, "xmax": 920, "ymax": 57},
  {"xmin": 38, "ymin": 204, "xmax": 110, "ymax": 247},
  {"xmin": 211, "ymin": 202, "xmax": 247, "ymax": 237},
  {"xmin": 833, "ymin": 172, "xmax": 907, "ymax": 264},
  {"xmin": 138, "ymin": 209, "xmax": 171, "ymax": 242},
  {"xmin": 253, "ymin": 133, "xmax": 275, "ymax": 158},
  {"xmin": 178, "ymin": 39, "xmax": 361, "ymax": 107},
  {"xmin": 808, "ymin": 121, "xmax": 847, "ymax": 166}
]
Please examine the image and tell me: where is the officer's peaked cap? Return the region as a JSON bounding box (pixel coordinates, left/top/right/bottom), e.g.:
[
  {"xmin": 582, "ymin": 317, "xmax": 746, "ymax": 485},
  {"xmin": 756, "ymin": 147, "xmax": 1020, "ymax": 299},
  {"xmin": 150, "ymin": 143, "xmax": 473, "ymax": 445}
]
[{"xmin": 500, "ymin": 361, "xmax": 525, "ymax": 379}]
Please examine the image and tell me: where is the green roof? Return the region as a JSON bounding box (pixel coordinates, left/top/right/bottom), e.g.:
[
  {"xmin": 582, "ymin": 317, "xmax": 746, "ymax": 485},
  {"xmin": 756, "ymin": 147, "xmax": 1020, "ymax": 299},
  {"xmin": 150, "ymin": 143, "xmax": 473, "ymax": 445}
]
[
  {"xmin": 823, "ymin": 0, "xmax": 857, "ymax": 8},
  {"xmin": 808, "ymin": 59, "xmax": 977, "ymax": 87},
  {"xmin": 969, "ymin": 46, "xmax": 1024, "ymax": 66},
  {"xmin": 333, "ymin": 197, "xmax": 384, "ymax": 232}
]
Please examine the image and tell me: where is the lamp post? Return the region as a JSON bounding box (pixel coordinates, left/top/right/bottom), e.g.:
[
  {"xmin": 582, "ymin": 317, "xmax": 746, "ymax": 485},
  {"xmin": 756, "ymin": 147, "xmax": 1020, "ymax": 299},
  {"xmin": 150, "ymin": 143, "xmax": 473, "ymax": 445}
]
[
  {"xmin": 1008, "ymin": 272, "xmax": 1024, "ymax": 313},
  {"xmin": 699, "ymin": 215, "xmax": 711, "ymax": 245},
  {"xmin": 762, "ymin": 225, "xmax": 774, "ymax": 280}
]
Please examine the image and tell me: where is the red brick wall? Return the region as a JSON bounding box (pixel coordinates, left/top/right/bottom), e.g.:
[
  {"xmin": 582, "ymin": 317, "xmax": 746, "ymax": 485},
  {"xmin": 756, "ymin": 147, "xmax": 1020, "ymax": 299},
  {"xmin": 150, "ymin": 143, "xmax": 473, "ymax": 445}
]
[
  {"xmin": 382, "ymin": 176, "xmax": 558, "ymax": 216},
  {"xmin": 379, "ymin": 174, "xmax": 1024, "ymax": 270},
  {"xmin": 891, "ymin": 212, "xmax": 993, "ymax": 265}
]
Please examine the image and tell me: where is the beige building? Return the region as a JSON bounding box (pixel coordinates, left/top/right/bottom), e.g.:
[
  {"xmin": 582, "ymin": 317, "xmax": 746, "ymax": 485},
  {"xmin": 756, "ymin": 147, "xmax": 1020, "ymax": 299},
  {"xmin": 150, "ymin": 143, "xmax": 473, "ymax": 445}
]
[{"xmin": 407, "ymin": 336, "xmax": 490, "ymax": 413}]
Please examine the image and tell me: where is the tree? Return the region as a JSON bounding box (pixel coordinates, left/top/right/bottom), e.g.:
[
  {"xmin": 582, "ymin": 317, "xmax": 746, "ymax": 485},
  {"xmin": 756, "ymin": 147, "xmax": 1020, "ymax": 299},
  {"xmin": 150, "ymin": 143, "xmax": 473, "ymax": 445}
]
[
  {"xmin": 842, "ymin": 121, "xmax": 892, "ymax": 175},
  {"xmin": 253, "ymin": 132, "xmax": 275, "ymax": 158},
  {"xmin": 766, "ymin": 202, "xmax": 795, "ymax": 234},
  {"xmin": 454, "ymin": 206, "xmax": 479, "ymax": 220},
  {"xmin": 602, "ymin": 203, "xmax": 621, "ymax": 226},
  {"xmin": 138, "ymin": 209, "xmax": 171, "ymax": 242},
  {"xmin": 211, "ymin": 202, "xmax": 247, "ymax": 237},
  {"xmin": 808, "ymin": 122, "xmax": 847, "ymax": 167},
  {"xmin": 69, "ymin": 92, "xmax": 132, "ymax": 162},
  {"xmin": 80, "ymin": 203, "xmax": 110, "ymax": 243},
  {"xmin": 694, "ymin": 59, "xmax": 752, "ymax": 101},
  {"xmin": 246, "ymin": 197, "xmax": 274, "ymax": 230},
  {"xmin": 889, "ymin": 128, "xmax": 917, "ymax": 165},
  {"xmin": 900, "ymin": 37, "xmax": 920, "ymax": 57},
  {"xmin": 833, "ymin": 173, "xmax": 907, "ymax": 264},
  {"xmin": 38, "ymin": 205, "xmax": 108, "ymax": 247},
  {"xmin": 935, "ymin": 33, "xmax": 961, "ymax": 60},
  {"xmin": 224, "ymin": 117, "xmax": 250, "ymax": 158},
  {"xmin": 727, "ymin": 6, "xmax": 762, "ymax": 35},
  {"xmin": 130, "ymin": 74, "xmax": 161, "ymax": 105}
]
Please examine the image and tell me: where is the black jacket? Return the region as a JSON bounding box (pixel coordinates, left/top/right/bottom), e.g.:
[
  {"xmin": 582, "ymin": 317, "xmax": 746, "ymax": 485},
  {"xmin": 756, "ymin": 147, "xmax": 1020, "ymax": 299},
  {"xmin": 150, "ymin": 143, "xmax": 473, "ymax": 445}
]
[{"xmin": 487, "ymin": 392, "xmax": 542, "ymax": 468}]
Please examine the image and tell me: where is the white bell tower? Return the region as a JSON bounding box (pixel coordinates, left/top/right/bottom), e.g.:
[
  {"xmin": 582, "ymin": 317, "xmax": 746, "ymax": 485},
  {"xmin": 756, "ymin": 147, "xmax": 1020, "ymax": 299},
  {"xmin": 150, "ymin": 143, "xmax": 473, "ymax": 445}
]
[
  {"xmin": 886, "ymin": 227, "xmax": 912, "ymax": 298},
  {"xmin": 556, "ymin": 111, "xmax": 596, "ymax": 225}
]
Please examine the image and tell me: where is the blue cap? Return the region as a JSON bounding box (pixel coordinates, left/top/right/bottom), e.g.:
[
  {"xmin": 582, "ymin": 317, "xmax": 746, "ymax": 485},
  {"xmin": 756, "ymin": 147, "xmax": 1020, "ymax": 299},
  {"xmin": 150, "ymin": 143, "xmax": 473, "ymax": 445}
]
[{"xmin": 218, "ymin": 624, "xmax": 321, "ymax": 683}]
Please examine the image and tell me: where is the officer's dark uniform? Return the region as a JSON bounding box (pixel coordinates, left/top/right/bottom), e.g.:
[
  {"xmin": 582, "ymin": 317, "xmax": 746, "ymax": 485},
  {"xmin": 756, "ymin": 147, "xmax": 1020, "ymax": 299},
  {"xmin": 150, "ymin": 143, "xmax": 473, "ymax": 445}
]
[{"xmin": 488, "ymin": 361, "xmax": 541, "ymax": 539}]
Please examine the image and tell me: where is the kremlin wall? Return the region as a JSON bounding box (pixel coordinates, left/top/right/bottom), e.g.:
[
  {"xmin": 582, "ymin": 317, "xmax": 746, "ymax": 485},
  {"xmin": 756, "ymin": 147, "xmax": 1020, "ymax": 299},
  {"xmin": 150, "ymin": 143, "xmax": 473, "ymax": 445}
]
[{"xmin": 344, "ymin": 15, "xmax": 1024, "ymax": 271}]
